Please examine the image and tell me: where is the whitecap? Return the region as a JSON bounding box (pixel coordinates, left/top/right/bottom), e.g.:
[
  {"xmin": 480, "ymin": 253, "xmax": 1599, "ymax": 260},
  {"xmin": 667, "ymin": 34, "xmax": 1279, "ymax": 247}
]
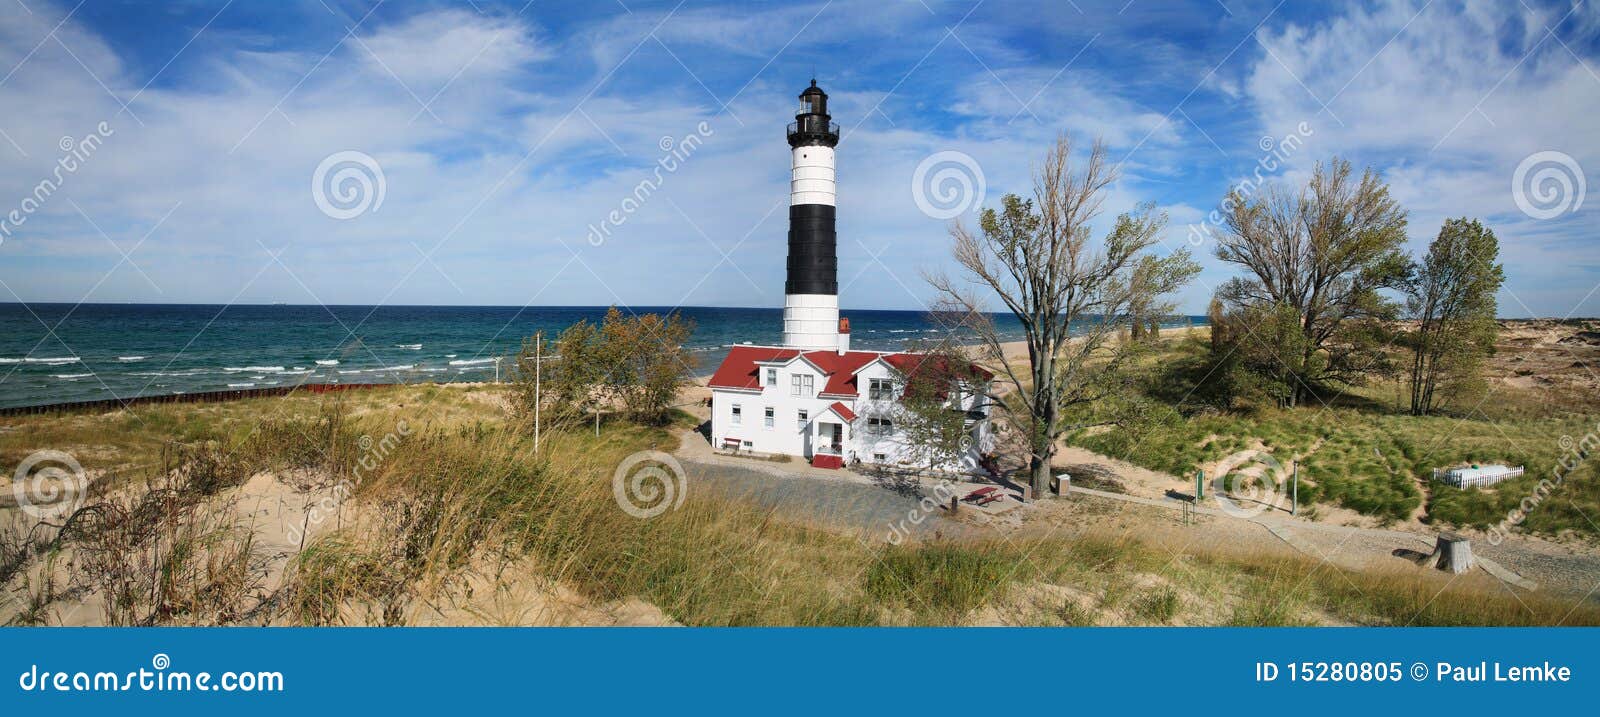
[
  {"xmin": 447, "ymin": 358, "xmax": 495, "ymax": 366},
  {"xmin": 118, "ymin": 356, "xmax": 146, "ymax": 362},
  {"xmin": 315, "ymin": 359, "xmax": 340, "ymax": 366},
  {"xmin": 53, "ymin": 373, "xmax": 92, "ymax": 379},
  {"xmin": 224, "ymin": 366, "xmax": 284, "ymax": 373},
  {"xmin": 228, "ymin": 382, "xmax": 256, "ymax": 388},
  {"xmin": 0, "ymin": 356, "xmax": 80, "ymax": 364},
  {"xmin": 396, "ymin": 344, "xmax": 422, "ymax": 350}
]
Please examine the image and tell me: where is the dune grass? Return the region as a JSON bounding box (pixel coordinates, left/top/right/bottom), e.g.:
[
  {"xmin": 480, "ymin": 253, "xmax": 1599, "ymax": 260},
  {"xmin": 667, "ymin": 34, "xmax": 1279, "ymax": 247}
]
[
  {"xmin": 4, "ymin": 383, "xmax": 1598, "ymax": 626},
  {"xmin": 1067, "ymin": 337, "xmax": 1600, "ymax": 534}
]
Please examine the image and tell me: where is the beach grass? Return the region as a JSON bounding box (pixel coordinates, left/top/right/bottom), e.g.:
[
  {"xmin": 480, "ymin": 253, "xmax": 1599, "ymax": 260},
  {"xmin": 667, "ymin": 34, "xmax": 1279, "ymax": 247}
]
[
  {"xmin": 1066, "ymin": 336, "xmax": 1600, "ymax": 536},
  {"xmin": 4, "ymin": 383, "xmax": 1598, "ymax": 627}
]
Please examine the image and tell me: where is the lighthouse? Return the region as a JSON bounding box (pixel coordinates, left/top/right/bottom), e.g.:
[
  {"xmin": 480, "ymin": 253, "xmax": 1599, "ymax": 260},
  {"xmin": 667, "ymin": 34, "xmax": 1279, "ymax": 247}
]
[{"xmin": 782, "ymin": 80, "xmax": 842, "ymax": 351}]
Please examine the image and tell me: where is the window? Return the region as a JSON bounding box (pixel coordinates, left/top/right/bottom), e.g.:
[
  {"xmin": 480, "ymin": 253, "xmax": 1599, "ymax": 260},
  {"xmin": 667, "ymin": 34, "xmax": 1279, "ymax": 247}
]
[
  {"xmin": 791, "ymin": 373, "xmax": 814, "ymax": 397},
  {"xmin": 797, "ymin": 409, "xmax": 808, "ymax": 430},
  {"xmin": 868, "ymin": 378, "xmax": 894, "ymax": 400},
  {"xmin": 764, "ymin": 406, "xmax": 775, "ymax": 429},
  {"xmin": 765, "ymin": 368, "xmax": 777, "ymax": 387},
  {"xmin": 873, "ymin": 452, "xmax": 887, "ymax": 462},
  {"xmin": 867, "ymin": 416, "xmax": 894, "ymax": 434},
  {"xmin": 731, "ymin": 404, "xmax": 742, "ymax": 425}
]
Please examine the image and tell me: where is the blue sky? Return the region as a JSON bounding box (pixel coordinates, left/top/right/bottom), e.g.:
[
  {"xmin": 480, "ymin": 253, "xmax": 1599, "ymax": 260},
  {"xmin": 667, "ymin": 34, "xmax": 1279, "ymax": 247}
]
[{"xmin": 0, "ymin": 0, "xmax": 1596, "ymax": 316}]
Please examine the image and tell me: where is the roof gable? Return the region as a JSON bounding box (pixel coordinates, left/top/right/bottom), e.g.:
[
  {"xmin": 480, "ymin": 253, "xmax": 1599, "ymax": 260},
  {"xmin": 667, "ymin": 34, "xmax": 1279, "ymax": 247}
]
[
  {"xmin": 707, "ymin": 346, "xmax": 990, "ymax": 397},
  {"xmin": 707, "ymin": 346, "xmax": 799, "ymax": 390}
]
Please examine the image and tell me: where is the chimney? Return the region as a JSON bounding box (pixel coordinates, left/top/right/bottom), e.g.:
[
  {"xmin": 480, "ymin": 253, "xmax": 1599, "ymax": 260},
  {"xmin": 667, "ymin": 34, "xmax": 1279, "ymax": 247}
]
[{"xmin": 837, "ymin": 317, "xmax": 850, "ymax": 354}]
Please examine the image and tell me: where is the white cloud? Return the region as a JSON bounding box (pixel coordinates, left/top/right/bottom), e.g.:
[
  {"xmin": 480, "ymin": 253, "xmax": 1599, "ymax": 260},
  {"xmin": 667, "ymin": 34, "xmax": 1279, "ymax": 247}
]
[{"xmin": 1241, "ymin": 0, "xmax": 1600, "ymax": 316}]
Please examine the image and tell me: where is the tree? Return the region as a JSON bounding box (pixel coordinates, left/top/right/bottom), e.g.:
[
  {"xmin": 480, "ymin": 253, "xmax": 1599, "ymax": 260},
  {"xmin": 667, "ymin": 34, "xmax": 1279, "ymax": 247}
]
[
  {"xmin": 926, "ymin": 135, "xmax": 1199, "ymax": 497},
  {"xmin": 892, "ymin": 341, "xmax": 992, "ymax": 477},
  {"xmin": 510, "ymin": 307, "xmax": 697, "ymax": 428},
  {"xmin": 1214, "ymin": 157, "xmax": 1410, "ymax": 406},
  {"xmin": 1402, "ymin": 218, "xmax": 1503, "ymax": 415}
]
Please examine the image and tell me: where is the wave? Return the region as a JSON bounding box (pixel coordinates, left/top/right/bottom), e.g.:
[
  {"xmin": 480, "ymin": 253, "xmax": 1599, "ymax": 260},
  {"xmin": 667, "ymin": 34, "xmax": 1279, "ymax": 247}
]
[
  {"xmin": 337, "ymin": 365, "xmax": 414, "ymax": 375},
  {"xmin": 118, "ymin": 356, "xmax": 146, "ymax": 362},
  {"xmin": 396, "ymin": 344, "xmax": 422, "ymax": 350},
  {"xmin": 129, "ymin": 369, "xmax": 205, "ymax": 377},
  {"xmin": 447, "ymin": 358, "xmax": 495, "ymax": 366},
  {"xmin": 444, "ymin": 354, "xmax": 457, "ymax": 358},
  {"xmin": 53, "ymin": 373, "xmax": 93, "ymax": 379},
  {"xmin": 315, "ymin": 359, "xmax": 339, "ymax": 366},
  {"xmin": 224, "ymin": 366, "xmax": 284, "ymax": 373},
  {"xmin": 0, "ymin": 356, "xmax": 80, "ymax": 364},
  {"xmin": 227, "ymin": 382, "xmax": 255, "ymax": 388}
]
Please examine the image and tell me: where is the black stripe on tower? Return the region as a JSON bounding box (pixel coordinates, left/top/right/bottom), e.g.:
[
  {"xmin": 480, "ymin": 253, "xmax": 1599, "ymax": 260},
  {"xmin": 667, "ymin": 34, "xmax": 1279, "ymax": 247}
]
[{"xmin": 785, "ymin": 204, "xmax": 837, "ymax": 295}]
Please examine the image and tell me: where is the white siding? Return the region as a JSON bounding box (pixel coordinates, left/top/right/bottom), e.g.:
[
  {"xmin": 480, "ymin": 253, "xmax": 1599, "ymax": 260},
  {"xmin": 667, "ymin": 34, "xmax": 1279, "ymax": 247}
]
[{"xmin": 709, "ymin": 352, "xmax": 992, "ymax": 475}]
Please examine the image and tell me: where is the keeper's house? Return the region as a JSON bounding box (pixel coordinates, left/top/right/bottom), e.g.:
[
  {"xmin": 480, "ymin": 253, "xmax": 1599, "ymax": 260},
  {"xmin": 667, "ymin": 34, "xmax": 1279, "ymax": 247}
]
[
  {"xmin": 707, "ymin": 338, "xmax": 994, "ymax": 472},
  {"xmin": 705, "ymin": 79, "xmax": 994, "ymax": 473}
]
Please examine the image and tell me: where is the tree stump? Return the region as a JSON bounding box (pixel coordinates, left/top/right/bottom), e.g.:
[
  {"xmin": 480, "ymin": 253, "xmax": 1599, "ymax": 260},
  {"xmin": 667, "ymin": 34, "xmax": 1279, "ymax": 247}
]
[{"xmin": 1434, "ymin": 533, "xmax": 1474, "ymax": 574}]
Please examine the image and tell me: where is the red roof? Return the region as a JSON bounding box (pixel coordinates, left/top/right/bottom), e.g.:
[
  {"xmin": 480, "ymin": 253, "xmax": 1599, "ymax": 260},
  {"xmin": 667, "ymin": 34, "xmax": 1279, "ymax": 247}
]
[
  {"xmin": 705, "ymin": 346, "xmax": 799, "ymax": 390},
  {"xmin": 707, "ymin": 345, "xmax": 990, "ymax": 397},
  {"xmin": 825, "ymin": 401, "xmax": 857, "ymax": 421}
]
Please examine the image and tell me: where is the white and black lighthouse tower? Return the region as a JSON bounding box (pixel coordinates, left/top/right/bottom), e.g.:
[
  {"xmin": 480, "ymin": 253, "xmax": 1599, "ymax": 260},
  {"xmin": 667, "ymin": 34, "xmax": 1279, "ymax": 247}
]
[{"xmin": 782, "ymin": 80, "xmax": 843, "ymax": 351}]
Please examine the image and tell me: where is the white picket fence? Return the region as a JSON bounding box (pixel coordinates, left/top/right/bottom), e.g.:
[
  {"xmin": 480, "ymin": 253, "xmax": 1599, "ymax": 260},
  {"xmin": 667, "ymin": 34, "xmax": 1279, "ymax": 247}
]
[{"xmin": 1432, "ymin": 465, "xmax": 1525, "ymax": 489}]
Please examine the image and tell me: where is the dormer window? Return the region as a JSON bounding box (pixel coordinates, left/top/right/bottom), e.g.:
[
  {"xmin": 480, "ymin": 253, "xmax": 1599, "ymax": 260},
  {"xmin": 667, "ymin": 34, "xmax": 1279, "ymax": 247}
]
[
  {"xmin": 791, "ymin": 374, "xmax": 814, "ymax": 397},
  {"xmin": 766, "ymin": 368, "xmax": 778, "ymax": 387}
]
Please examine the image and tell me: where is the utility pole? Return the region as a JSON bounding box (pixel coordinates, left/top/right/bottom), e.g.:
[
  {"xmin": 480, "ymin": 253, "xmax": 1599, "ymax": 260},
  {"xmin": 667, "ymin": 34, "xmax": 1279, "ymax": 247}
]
[{"xmin": 534, "ymin": 334, "xmax": 542, "ymax": 452}]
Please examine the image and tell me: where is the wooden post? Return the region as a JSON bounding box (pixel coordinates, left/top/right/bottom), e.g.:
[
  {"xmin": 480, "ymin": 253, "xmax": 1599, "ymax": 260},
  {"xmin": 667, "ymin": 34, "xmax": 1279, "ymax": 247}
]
[
  {"xmin": 1434, "ymin": 533, "xmax": 1474, "ymax": 574},
  {"xmin": 1291, "ymin": 463, "xmax": 1298, "ymax": 516},
  {"xmin": 949, "ymin": 496, "xmax": 959, "ymax": 514}
]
